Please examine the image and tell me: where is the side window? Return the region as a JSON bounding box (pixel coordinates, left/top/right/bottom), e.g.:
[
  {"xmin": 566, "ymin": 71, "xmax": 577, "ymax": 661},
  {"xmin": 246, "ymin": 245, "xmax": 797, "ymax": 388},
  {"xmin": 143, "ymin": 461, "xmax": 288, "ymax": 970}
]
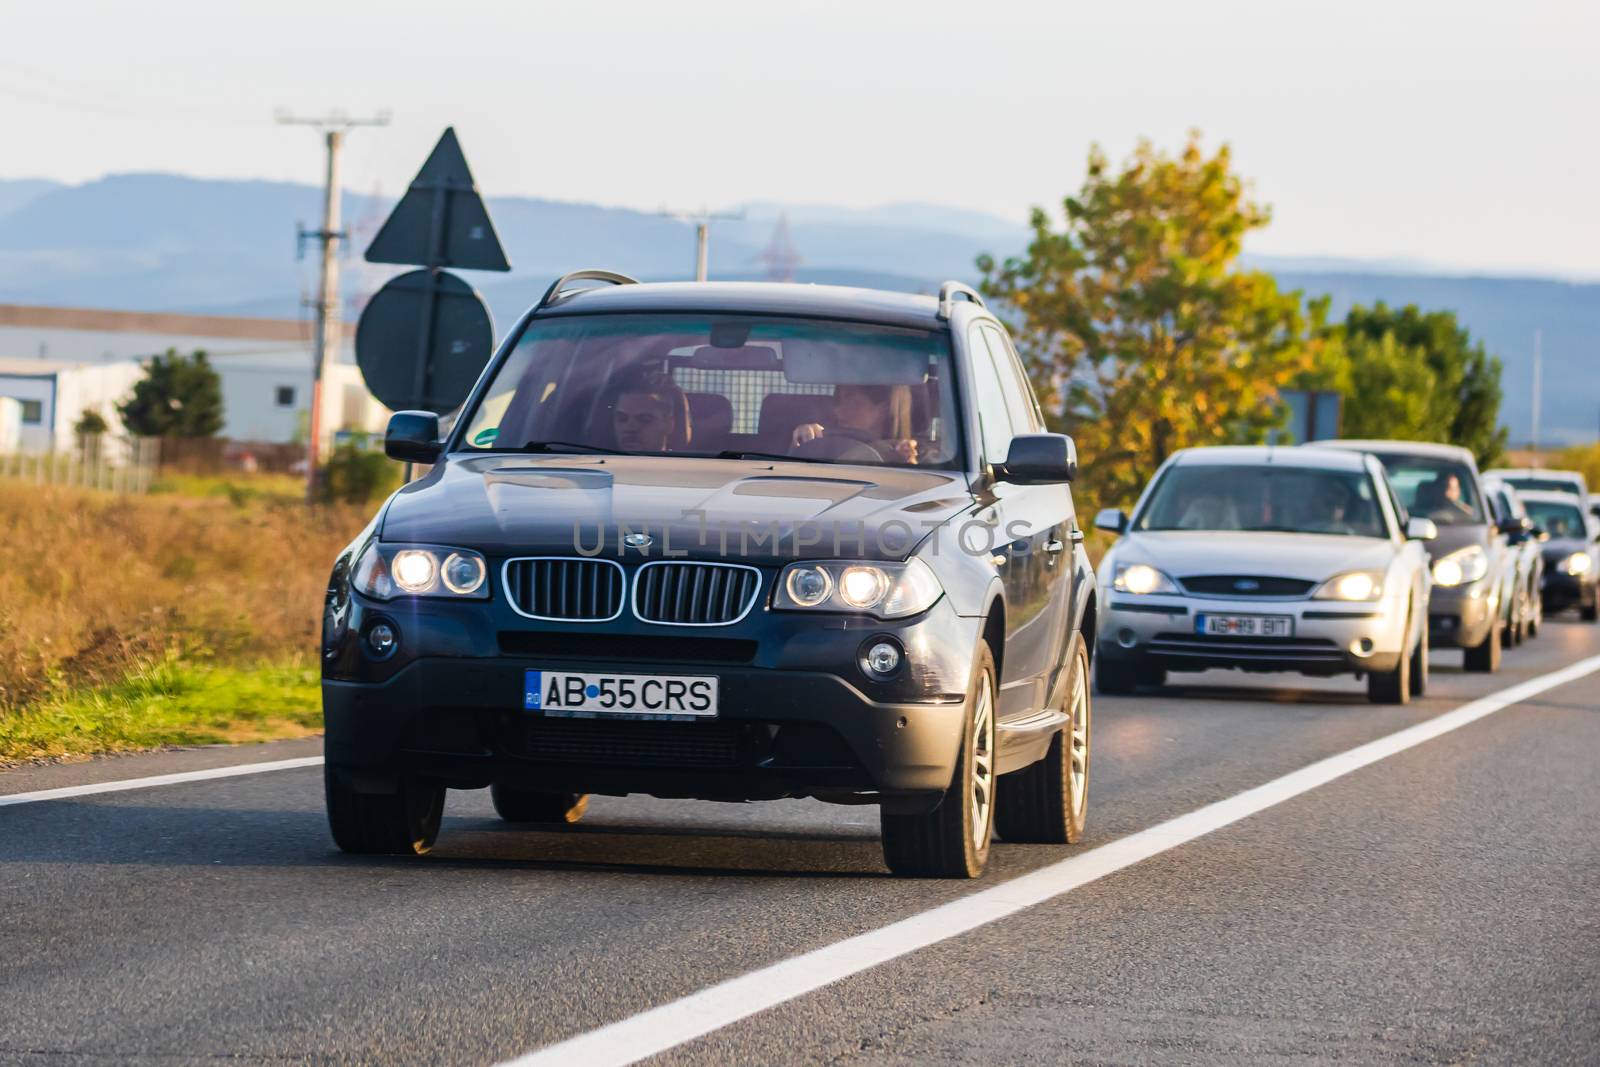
[
  {"xmin": 982, "ymin": 325, "xmax": 1043, "ymax": 433},
  {"xmin": 965, "ymin": 324, "xmax": 1014, "ymax": 465}
]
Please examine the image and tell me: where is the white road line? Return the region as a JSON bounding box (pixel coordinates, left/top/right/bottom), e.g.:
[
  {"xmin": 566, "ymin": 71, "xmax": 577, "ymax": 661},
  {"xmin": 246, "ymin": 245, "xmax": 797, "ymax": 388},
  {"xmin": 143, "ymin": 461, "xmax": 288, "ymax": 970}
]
[
  {"xmin": 503, "ymin": 654, "xmax": 1600, "ymax": 1067},
  {"xmin": 0, "ymin": 756, "xmax": 324, "ymax": 807}
]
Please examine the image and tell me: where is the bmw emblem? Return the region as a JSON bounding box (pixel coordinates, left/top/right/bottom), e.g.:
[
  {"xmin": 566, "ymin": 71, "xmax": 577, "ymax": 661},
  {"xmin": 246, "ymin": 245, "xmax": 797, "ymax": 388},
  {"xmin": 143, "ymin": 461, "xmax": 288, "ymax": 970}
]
[
  {"xmin": 1233, "ymin": 578, "xmax": 1260, "ymax": 592},
  {"xmin": 623, "ymin": 532, "xmax": 653, "ymax": 549}
]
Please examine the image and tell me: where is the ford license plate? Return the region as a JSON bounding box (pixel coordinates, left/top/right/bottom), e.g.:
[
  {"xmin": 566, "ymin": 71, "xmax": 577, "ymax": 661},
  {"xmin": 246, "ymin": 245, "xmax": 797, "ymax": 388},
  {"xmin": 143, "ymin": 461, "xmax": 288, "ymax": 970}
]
[
  {"xmin": 524, "ymin": 670, "xmax": 718, "ymax": 719},
  {"xmin": 1195, "ymin": 614, "xmax": 1294, "ymax": 638}
]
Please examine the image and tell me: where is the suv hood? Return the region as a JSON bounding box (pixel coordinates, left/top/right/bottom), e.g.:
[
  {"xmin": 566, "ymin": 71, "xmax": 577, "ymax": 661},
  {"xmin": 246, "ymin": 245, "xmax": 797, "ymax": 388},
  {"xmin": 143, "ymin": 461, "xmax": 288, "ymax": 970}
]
[
  {"xmin": 379, "ymin": 455, "xmax": 976, "ymax": 563},
  {"xmin": 1112, "ymin": 531, "xmax": 1398, "ymax": 584}
]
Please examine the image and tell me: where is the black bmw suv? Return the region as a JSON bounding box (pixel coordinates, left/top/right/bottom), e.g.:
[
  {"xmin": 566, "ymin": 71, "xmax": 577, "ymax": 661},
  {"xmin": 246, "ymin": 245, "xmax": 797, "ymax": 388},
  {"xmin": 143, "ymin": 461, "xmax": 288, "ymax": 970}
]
[{"xmin": 321, "ymin": 273, "xmax": 1097, "ymax": 878}]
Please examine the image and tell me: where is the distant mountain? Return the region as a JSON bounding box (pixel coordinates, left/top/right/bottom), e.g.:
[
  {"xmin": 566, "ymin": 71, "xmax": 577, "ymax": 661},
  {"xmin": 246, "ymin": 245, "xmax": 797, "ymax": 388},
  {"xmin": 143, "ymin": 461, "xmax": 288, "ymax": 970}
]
[
  {"xmin": 0, "ymin": 178, "xmax": 63, "ymax": 220},
  {"xmin": 0, "ymin": 172, "xmax": 1593, "ymax": 444}
]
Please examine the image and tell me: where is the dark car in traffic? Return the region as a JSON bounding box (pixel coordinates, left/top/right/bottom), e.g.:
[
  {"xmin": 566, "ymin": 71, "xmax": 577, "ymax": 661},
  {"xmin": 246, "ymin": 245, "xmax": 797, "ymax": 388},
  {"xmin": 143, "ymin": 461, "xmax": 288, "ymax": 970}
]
[
  {"xmin": 321, "ymin": 274, "xmax": 1097, "ymax": 878},
  {"xmin": 1519, "ymin": 490, "xmax": 1599, "ymax": 621},
  {"xmin": 1322, "ymin": 441, "xmax": 1515, "ymax": 671}
]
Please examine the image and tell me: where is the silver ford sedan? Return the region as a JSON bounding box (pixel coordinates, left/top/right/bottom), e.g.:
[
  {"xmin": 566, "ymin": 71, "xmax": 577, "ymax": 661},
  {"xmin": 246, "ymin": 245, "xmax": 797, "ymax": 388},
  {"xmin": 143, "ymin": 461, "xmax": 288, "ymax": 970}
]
[{"xmin": 1093, "ymin": 446, "xmax": 1437, "ymax": 704}]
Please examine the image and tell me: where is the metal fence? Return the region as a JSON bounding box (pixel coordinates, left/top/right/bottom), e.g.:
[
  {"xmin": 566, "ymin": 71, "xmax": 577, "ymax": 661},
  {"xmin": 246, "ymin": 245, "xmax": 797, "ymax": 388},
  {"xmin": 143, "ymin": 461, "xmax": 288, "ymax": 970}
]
[{"xmin": 0, "ymin": 436, "xmax": 160, "ymax": 494}]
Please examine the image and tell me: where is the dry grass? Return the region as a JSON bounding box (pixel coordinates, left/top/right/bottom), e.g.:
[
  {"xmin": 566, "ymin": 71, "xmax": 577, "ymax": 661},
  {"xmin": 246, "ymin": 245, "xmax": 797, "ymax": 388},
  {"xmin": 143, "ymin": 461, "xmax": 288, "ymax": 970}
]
[{"xmin": 0, "ymin": 482, "xmax": 367, "ymax": 715}]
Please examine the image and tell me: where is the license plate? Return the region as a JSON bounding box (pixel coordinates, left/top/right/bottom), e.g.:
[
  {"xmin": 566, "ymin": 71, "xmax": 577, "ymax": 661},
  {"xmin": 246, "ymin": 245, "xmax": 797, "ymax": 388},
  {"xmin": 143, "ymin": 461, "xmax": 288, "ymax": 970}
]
[
  {"xmin": 1195, "ymin": 614, "xmax": 1294, "ymax": 637},
  {"xmin": 524, "ymin": 670, "xmax": 718, "ymax": 719}
]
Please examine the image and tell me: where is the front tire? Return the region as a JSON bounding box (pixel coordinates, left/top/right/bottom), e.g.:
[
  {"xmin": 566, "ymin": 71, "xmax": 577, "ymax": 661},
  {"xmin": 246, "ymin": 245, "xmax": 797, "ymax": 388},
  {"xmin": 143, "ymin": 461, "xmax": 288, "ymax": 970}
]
[
  {"xmin": 1463, "ymin": 618, "xmax": 1502, "ymax": 672},
  {"xmin": 490, "ymin": 784, "xmax": 589, "ymax": 825},
  {"xmin": 996, "ymin": 635, "xmax": 1091, "ymax": 845},
  {"xmin": 1408, "ymin": 622, "xmax": 1429, "ymax": 697},
  {"xmin": 1095, "ymin": 656, "xmax": 1137, "ymax": 695},
  {"xmin": 1368, "ymin": 641, "xmax": 1412, "ymax": 705},
  {"xmin": 881, "ymin": 642, "xmax": 997, "ymax": 878},
  {"xmin": 325, "ymin": 765, "xmax": 445, "ymax": 855}
]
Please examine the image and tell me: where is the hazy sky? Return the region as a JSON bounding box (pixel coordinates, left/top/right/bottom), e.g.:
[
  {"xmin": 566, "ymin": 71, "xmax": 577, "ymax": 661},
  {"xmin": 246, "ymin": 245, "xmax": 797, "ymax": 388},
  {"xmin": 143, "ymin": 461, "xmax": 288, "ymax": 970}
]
[{"xmin": 4, "ymin": 0, "xmax": 1596, "ymax": 276}]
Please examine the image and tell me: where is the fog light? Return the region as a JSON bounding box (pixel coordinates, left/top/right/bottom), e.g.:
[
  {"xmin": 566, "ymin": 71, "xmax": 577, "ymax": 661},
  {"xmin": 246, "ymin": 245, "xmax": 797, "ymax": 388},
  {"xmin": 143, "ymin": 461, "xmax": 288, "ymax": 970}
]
[
  {"xmin": 1349, "ymin": 636, "xmax": 1374, "ymax": 657},
  {"xmin": 1117, "ymin": 628, "xmax": 1138, "ymax": 649},
  {"xmin": 367, "ymin": 622, "xmax": 397, "ymax": 658},
  {"xmin": 861, "ymin": 639, "xmax": 902, "ymax": 678}
]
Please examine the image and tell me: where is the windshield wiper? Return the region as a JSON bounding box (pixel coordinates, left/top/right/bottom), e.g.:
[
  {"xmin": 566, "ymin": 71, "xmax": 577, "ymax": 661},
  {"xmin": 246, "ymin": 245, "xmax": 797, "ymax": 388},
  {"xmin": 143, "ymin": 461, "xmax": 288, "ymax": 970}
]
[
  {"xmin": 516, "ymin": 440, "xmax": 628, "ymax": 455},
  {"xmin": 715, "ymin": 449, "xmax": 824, "ymax": 463}
]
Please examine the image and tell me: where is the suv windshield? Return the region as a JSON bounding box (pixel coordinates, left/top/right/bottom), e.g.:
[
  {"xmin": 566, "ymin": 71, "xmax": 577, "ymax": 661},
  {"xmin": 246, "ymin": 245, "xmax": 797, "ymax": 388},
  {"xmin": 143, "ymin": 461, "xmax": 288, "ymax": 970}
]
[
  {"xmin": 1525, "ymin": 500, "xmax": 1587, "ymax": 540},
  {"xmin": 1135, "ymin": 465, "xmax": 1388, "ymax": 537},
  {"xmin": 457, "ymin": 314, "xmax": 962, "ymax": 469},
  {"xmin": 1372, "ymin": 453, "xmax": 1486, "ymax": 526}
]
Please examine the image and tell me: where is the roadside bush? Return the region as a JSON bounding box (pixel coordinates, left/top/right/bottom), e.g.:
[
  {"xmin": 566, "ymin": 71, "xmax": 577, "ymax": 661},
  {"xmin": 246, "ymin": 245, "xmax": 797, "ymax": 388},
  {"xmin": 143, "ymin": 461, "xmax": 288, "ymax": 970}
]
[{"xmin": 319, "ymin": 443, "xmax": 403, "ymax": 505}]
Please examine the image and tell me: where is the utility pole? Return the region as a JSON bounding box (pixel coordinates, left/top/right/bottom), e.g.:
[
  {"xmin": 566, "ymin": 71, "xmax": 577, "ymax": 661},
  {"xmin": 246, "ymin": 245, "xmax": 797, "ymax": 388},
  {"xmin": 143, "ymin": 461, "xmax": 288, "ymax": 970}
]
[
  {"xmin": 277, "ymin": 109, "xmax": 390, "ymax": 501},
  {"xmin": 1531, "ymin": 328, "xmax": 1542, "ymax": 465},
  {"xmin": 659, "ymin": 207, "xmax": 744, "ymax": 281}
]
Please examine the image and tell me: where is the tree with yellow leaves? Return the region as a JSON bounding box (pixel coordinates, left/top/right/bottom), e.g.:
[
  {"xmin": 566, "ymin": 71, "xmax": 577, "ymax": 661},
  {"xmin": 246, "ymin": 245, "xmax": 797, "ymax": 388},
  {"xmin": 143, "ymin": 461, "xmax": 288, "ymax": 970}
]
[{"xmin": 979, "ymin": 134, "xmax": 1324, "ymax": 510}]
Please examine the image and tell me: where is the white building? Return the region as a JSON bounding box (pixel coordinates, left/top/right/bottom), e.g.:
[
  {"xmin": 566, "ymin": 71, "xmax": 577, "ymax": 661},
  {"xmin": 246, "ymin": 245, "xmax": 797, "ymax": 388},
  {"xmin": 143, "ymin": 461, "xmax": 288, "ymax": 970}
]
[
  {"xmin": 0, "ymin": 303, "xmax": 388, "ymax": 451},
  {"xmin": 0, "ymin": 356, "xmax": 146, "ymax": 452}
]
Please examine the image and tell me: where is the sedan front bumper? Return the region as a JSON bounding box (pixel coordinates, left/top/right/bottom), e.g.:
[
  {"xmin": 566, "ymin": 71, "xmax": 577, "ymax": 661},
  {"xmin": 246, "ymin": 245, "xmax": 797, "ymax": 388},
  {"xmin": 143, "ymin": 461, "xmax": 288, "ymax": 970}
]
[
  {"xmin": 1427, "ymin": 582, "xmax": 1496, "ymax": 648},
  {"xmin": 1096, "ymin": 593, "xmax": 1409, "ymax": 677}
]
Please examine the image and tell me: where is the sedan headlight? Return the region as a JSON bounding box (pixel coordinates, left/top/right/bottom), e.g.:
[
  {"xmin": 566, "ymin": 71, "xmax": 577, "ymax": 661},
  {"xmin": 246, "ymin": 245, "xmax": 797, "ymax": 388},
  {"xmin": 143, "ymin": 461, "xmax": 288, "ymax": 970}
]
[
  {"xmin": 1432, "ymin": 545, "xmax": 1489, "ymax": 588},
  {"xmin": 774, "ymin": 559, "xmax": 943, "ymax": 619},
  {"xmin": 1559, "ymin": 551, "xmax": 1593, "ymax": 576},
  {"xmin": 1111, "ymin": 562, "xmax": 1179, "ymax": 595},
  {"xmin": 1314, "ymin": 570, "xmax": 1384, "ymax": 601},
  {"xmin": 352, "ymin": 542, "xmax": 490, "ymax": 599}
]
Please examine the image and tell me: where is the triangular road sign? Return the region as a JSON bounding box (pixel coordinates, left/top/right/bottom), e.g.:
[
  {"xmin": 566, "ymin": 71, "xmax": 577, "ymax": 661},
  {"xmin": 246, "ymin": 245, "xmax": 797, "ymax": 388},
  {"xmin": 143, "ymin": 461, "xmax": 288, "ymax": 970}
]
[{"xmin": 365, "ymin": 127, "xmax": 511, "ymax": 271}]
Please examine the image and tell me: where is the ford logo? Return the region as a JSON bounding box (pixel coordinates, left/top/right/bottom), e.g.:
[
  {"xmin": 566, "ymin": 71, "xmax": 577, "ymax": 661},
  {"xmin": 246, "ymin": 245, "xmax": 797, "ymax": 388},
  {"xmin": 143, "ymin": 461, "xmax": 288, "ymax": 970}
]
[
  {"xmin": 1233, "ymin": 578, "xmax": 1260, "ymax": 592},
  {"xmin": 622, "ymin": 532, "xmax": 653, "ymax": 549}
]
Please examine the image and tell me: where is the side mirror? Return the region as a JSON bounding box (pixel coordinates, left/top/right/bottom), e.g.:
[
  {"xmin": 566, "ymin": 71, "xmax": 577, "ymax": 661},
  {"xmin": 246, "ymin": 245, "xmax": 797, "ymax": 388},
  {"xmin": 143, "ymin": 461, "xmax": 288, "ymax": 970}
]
[
  {"xmin": 1530, "ymin": 525, "xmax": 1549, "ymax": 543},
  {"xmin": 1094, "ymin": 508, "xmax": 1128, "ymax": 535},
  {"xmin": 384, "ymin": 410, "xmax": 441, "ymax": 464},
  {"xmin": 1496, "ymin": 517, "xmax": 1525, "ymax": 537},
  {"xmin": 998, "ymin": 433, "xmax": 1077, "ymax": 484},
  {"xmin": 1406, "ymin": 517, "xmax": 1439, "ymax": 542}
]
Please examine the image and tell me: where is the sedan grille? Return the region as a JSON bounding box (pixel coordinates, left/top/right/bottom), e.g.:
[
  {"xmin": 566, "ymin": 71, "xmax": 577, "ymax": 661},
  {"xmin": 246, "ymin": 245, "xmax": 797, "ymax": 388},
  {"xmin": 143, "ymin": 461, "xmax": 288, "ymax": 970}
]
[
  {"xmin": 633, "ymin": 562, "xmax": 762, "ymax": 626},
  {"xmin": 503, "ymin": 558, "xmax": 624, "ymax": 621},
  {"xmin": 1179, "ymin": 575, "xmax": 1316, "ymax": 598}
]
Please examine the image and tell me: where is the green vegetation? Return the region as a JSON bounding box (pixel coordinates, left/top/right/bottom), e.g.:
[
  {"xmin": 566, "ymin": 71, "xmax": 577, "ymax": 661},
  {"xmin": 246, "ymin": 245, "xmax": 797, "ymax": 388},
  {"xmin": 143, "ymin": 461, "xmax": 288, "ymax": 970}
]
[
  {"xmin": 1311, "ymin": 304, "xmax": 1508, "ymax": 468},
  {"xmin": 118, "ymin": 348, "xmax": 225, "ymax": 438},
  {"xmin": 981, "ymin": 132, "xmax": 1510, "ymax": 509},
  {"xmin": 0, "ymin": 656, "xmax": 321, "ymax": 764},
  {"xmin": 980, "ymin": 134, "xmax": 1330, "ymax": 509}
]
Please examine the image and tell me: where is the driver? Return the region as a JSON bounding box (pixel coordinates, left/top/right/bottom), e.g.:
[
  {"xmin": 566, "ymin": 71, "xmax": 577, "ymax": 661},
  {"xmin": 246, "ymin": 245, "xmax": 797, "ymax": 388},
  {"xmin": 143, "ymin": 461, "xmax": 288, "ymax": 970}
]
[
  {"xmin": 790, "ymin": 384, "xmax": 918, "ymax": 464},
  {"xmin": 1434, "ymin": 473, "xmax": 1475, "ymax": 520},
  {"xmin": 611, "ymin": 371, "xmax": 690, "ymax": 453}
]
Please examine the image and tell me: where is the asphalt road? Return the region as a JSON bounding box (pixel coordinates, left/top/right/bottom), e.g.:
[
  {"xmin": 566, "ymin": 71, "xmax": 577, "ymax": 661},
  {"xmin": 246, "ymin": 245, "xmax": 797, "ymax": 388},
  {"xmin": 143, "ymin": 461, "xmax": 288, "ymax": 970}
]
[{"xmin": 3, "ymin": 619, "xmax": 1599, "ymax": 1065}]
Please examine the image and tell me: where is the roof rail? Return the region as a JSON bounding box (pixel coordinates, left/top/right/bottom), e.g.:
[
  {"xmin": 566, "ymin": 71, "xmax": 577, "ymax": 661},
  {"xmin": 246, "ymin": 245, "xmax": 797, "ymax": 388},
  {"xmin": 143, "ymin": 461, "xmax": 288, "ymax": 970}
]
[
  {"xmin": 936, "ymin": 281, "xmax": 986, "ymax": 320},
  {"xmin": 537, "ymin": 270, "xmax": 640, "ymax": 310}
]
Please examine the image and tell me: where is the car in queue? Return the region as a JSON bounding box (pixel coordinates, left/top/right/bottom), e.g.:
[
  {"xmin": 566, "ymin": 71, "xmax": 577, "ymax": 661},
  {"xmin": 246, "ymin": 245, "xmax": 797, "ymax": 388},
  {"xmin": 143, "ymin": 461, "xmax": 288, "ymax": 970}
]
[
  {"xmin": 321, "ymin": 274, "xmax": 1098, "ymax": 879},
  {"xmin": 1518, "ymin": 490, "xmax": 1599, "ymax": 622},
  {"xmin": 1486, "ymin": 467, "xmax": 1590, "ymax": 514},
  {"xmin": 1322, "ymin": 440, "xmax": 1514, "ymax": 672},
  {"xmin": 1092, "ymin": 445, "xmax": 1435, "ymax": 704},
  {"xmin": 1483, "ymin": 474, "xmax": 1545, "ymax": 644}
]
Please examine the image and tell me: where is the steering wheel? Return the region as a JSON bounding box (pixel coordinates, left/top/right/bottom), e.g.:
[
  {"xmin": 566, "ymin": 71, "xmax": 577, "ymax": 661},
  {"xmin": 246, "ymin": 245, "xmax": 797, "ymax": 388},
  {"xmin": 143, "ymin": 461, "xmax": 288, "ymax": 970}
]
[{"xmin": 791, "ymin": 427, "xmax": 889, "ymax": 463}]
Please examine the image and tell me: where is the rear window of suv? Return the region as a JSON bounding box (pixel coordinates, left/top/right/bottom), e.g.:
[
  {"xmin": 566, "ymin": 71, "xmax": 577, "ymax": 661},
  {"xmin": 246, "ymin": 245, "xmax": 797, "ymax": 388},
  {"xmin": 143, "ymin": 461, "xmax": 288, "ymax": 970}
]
[{"xmin": 458, "ymin": 314, "xmax": 963, "ymax": 470}]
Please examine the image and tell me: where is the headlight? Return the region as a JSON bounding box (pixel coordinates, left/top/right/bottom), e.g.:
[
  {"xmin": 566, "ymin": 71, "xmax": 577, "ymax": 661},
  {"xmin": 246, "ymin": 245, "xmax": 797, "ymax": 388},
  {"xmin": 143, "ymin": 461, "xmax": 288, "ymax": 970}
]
[
  {"xmin": 1111, "ymin": 562, "xmax": 1179, "ymax": 595},
  {"xmin": 1314, "ymin": 570, "xmax": 1383, "ymax": 601},
  {"xmin": 1560, "ymin": 551, "xmax": 1593, "ymax": 576},
  {"xmin": 352, "ymin": 542, "xmax": 490, "ymax": 599},
  {"xmin": 1432, "ymin": 545, "xmax": 1488, "ymax": 587},
  {"xmin": 774, "ymin": 559, "xmax": 943, "ymax": 619}
]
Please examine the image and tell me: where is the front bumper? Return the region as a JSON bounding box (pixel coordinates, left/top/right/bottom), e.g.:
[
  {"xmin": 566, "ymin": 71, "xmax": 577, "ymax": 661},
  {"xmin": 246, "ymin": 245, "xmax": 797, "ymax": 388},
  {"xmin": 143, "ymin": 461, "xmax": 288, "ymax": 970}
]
[
  {"xmin": 1427, "ymin": 582, "xmax": 1496, "ymax": 648},
  {"xmin": 1096, "ymin": 594, "xmax": 1408, "ymax": 677},
  {"xmin": 322, "ymin": 589, "xmax": 981, "ymax": 811},
  {"xmin": 1541, "ymin": 571, "xmax": 1594, "ymax": 612}
]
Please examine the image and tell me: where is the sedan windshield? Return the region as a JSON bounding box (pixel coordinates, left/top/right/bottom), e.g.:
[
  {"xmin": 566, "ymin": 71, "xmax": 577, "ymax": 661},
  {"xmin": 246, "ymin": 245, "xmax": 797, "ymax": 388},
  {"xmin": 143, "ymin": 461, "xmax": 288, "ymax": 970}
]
[
  {"xmin": 457, "ymin": 314, "xmax": 962, "ymax": 469},
  {"xmin": 1525, "ymin": 500, "xmax": 1587, "ymax": 540},
  {"xmin": 1372, "ymin": 453, "xmax": 1486, "ymax": 526},
  {"xmin": 1135, "ymin": 465, "xmax": 1388, "ymax": 537}
]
